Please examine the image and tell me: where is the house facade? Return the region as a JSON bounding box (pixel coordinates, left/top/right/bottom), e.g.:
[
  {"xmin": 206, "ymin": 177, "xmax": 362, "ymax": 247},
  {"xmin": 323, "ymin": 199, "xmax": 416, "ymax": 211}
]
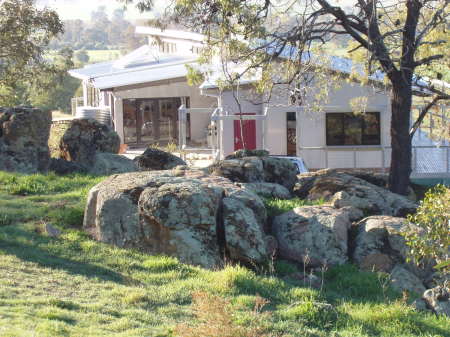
[{"xmin": 69, "ymin": 27, "xmax": 449, "ymax": 176}]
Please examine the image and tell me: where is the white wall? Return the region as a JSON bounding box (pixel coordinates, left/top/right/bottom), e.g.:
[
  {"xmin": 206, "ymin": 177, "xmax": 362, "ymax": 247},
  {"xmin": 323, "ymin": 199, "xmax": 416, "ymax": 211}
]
[
  {"xmin": 111, "ymin": 79, "xmax": 217, "ymax": 144},
  {"xmin": 219, "ymin": 88, "xmax": 264, "ymax": 157},
  {"xmin": 219, "ymin": 80, "xmax": 392, "ymax": 169}
]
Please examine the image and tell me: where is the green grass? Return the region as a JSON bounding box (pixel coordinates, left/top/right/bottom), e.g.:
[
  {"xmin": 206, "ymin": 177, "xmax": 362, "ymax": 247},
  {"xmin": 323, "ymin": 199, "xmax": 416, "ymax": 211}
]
[
  {"xmin": 86, "ymin": 50, "xmax": 122, "ymax": 63},
  {"xmin": 264, "ymin": 197, "xmax": 326, "ymax": 217},
  {"xmin": 0, "ymin": 172, "xmax": 449, "ymax": 337}
]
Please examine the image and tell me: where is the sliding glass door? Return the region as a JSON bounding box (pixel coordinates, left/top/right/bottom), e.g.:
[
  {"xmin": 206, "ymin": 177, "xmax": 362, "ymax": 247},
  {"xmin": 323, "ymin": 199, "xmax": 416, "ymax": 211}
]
[{"xmin": 123, "ymin": 97, "xmax": 182, "ymax": 146}]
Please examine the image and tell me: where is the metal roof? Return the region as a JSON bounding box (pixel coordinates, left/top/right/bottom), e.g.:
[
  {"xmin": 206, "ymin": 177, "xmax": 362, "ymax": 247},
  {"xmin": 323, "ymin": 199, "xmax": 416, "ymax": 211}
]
[{"xmin": 68, "ymin": 45, "xmax": 197, "ymax": 90}]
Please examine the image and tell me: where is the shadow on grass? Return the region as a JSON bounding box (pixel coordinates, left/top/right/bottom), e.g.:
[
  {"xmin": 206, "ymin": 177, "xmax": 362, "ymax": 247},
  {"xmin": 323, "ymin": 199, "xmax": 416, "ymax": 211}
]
[{"xmin": 0, "ymin": 226, "xmax": 125, "ymax": 284}]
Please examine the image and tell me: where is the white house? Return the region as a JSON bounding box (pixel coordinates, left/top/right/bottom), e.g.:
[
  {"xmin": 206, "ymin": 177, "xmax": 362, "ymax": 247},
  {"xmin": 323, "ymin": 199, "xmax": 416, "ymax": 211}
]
[{"xmin": 69, "ymin": 27, "xmax": 449, "ymax": 178}]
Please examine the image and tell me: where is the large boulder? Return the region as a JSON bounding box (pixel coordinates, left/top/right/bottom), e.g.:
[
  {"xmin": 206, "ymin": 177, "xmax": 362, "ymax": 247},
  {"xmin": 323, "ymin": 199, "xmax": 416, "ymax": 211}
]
[
  {"xmin": 209, "ymin": 156, "xmax": 298, "ymax": 191},
  {"xmin": 294, "ymin": 170, "xmax": 417, "ymax": 217},
  {"xmin": 0, "ymin": 107, "xmax": 51, "ymax": 173},
  {"xmin": 88, "ymin": 153, "xmax": 138, "ymax": 175},
  {"xmin": 133, "ymin": 147, "xmax": 186, "ymax": 171},
  {"xmin": 352, "ymin": 216, "xmax": 410, "ymax": 272},
  {"xmin": 58, "ymin": 118, "xmax": 120, "ymax": 167},
  {"xmin": 272, "ymin": 206, "xmax": 352, "ymax": 267},
  {"xmin": 84, "ymin": 170, "xmax": 270, "ymax": 268},
  {"xmin": 389, "ymin": 264, "xmax": 426, "ymax": 295}
]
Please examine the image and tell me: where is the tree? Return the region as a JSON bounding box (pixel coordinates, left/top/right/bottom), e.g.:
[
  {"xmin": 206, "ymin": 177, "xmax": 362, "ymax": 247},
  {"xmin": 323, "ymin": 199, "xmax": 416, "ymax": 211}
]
[
  {"xmin": 125, "ymin": 0, "xmax": 449, "ymax": 195},
  {"xmin": 75, "ymin": 49, "xmax": 90, "ymax": 64},
  {"xmin": 0, "ymin": 0, "xmax": 64, "ymax": 98},
  {"xmin": 28, "ymin": 49, "xmax": 79, "ymax": 113}
]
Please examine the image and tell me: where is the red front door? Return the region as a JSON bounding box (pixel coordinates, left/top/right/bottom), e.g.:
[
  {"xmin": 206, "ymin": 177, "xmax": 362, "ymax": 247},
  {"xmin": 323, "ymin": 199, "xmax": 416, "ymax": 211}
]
[{"xmin": 234, "ymin": 114, "xmax": 256, "ymax": 151}]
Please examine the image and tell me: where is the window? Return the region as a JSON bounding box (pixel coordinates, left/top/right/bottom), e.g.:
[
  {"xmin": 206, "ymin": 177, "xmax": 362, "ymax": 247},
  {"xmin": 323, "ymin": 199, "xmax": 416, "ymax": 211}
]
[{"xmin": 326, "ymin": 112, "xmax": 381, "ymax": 146}]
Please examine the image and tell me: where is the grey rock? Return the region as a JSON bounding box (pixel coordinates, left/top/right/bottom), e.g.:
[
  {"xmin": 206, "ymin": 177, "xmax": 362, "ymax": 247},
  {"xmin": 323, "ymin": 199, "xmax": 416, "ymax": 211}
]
[
  {"xmin": 210, "ymin": 156, "xmax": 298, "ymax": 191},
  {"xmin": 58, "ymin": 118, "xmax": 120, "ymax": 167},
  {"xmin": 353, "ymin": 216, "xmax": 410, "ymax": 272},
  {"xmin": 390, "ymin": 264, "xmax": 426, "ymax": 295},
  {"xmin": 422, "ymin": 285, "xmax": 450, "ymax": 317},
  {"xmin": 238, "ymin": 182, "xmax": 292, "ymax": 200},
  {"xmin": 88, "ymin": 152, "xmax": 138, "ymax": 175},
  {"xmin": 412, "ymin": 298, "xmax": 429, "ymax": 312},
  {"xmin": 272, "ymin": 206, "xmax": 351, "ymax": 267},
  {"xmin": 293, "ymin": 170, "xmax": 417, "ymax": 217},
  {"xmin": 133, "ymin": 147, "xmax": 186, "ymax": 171},
  {"xmin": 0, "ymin": 107, "xmax": 51, "ymax": 173},
  {"xmin": 45, "ymin": 223, "xmax": 61, "ymax": 238},
  {"xmin": 84, "ymin": 169, "xmax": 270, "ymax": 268},
  {"xmin": 49, "ymin": 158, "xmax": 86, "ymax": 175}
]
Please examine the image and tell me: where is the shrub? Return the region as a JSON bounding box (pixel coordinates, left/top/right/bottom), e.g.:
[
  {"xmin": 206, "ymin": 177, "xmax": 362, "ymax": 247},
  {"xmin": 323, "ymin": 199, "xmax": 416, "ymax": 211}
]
[{"xmin": 403, "ymin": 184, "xmax": 450, "ymax": 274}]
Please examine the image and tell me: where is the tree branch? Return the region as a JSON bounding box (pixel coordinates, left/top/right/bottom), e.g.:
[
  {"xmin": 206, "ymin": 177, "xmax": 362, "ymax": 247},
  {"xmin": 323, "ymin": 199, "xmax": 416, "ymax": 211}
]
[
  {"xmin": 410, "ymin": 95, "xmax": 449, "ymax": 139},
  {"xmin": 413, "ymin": 54, "xmax": 444, "ymax": 67}
]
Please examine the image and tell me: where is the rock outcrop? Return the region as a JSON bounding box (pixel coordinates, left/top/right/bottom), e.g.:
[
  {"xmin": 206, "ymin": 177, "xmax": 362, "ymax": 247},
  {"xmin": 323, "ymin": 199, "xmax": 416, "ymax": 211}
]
[
  {"xmin": 58, "ymin": 118, "xmax": 120, "ymax": 167},
  {"xmin": 0, "ymin": 107, "xmax": 51, "ymax": 173},
  {"xmin": 209, "ymin": 156, "xmax": 298, "ymax": 191},
  {"xmin": 272, "ymin": 206, "xmax": 352, "ymax": 267},
  {"xmin": 133, "ymin": 147, "xmax": 186, "ymax": 171},
  {"xmin": 84, "ymin": 170, "xmax": 270, "ymax": 268},
  {"xmin": 294, "ymin": 170, "xmax": 417, "ymax": 217}
]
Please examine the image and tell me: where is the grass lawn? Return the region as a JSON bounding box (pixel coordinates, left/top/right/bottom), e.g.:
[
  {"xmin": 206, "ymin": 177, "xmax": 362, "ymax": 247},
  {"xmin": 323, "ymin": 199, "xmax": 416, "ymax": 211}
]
[
  {"xmin": 86, "ymin": 50, "xmax": 122, "ymax": 63},
  {"xmin": 0, "ymin": 172, "xmax": 449, "ymax": 337}
]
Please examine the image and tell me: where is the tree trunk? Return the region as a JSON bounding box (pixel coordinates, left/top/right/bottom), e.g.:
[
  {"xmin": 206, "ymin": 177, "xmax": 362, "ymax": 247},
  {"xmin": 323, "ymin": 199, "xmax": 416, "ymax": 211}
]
[{"xmin": 388, "ymin": 83, "xmax": 413, "ymax": 195}]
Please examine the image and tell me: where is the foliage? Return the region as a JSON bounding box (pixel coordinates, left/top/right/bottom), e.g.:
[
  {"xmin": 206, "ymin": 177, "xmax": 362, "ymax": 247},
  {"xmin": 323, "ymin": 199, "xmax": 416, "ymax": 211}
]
[
  {"xmin": 264, "ymin": 197, "xmax": 325, "ymax": 217},
  {"xmin": 0, "ymin": 171, "xmax": 449, "ymax": 336},
  {"xmin": 49, "ymin": 7, "xmax": 145, "ymax": 53},
  {"xmin": 75, "ymin": 49, "xmax": 90, "ymax": 64},
  {"xmin": 0, "ymin": 0, "xmax": 64, "ymax": 97},
  {"xmin": 403, "ymin": 184, "xmax": 450, "ymax": 274}
]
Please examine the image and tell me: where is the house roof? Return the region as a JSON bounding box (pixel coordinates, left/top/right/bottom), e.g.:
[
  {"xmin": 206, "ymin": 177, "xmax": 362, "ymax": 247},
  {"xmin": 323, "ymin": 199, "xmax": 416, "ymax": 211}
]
[
  {"xmin": 68, "ymin": 45, "xmax": 197, "ymax": 90},
  {"xmin": 200, "ymin": 43, "xmax": 449, "ymax": 96},
  {"xmin": 69, "ymin": 29, "xmax": 448, "ymax": 95}
]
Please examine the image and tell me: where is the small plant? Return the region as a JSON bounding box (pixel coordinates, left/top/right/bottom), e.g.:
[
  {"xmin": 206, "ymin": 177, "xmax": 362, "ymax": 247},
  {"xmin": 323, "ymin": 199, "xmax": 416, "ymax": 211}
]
[
  {"xmin": 403, "ymin": 184, "xmax": 450, "ymax": 275},
  {"xmin": 0, "ymin": 214, "xmax": 13, "ymax": 227},
  {"xmin": 174, "ymin": 292, "xmax": 271, "ymax": 337},
  {"xmin": 264, "ymin": 197, "xmax": 326, "ymax": 217}
]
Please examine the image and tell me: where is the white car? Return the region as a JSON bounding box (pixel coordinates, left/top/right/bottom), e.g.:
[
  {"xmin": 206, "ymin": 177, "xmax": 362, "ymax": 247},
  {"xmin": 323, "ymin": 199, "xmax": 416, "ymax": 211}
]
[{"xmin": 272, "ymin": 156, "xmax": 309, "ymax": 174}]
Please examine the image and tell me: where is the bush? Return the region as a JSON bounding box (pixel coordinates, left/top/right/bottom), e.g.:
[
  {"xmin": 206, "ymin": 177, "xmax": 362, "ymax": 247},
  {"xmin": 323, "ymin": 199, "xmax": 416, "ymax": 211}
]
[{"xmin": 403, "ymin": 184, "xmax": 450, "ymax": 274}]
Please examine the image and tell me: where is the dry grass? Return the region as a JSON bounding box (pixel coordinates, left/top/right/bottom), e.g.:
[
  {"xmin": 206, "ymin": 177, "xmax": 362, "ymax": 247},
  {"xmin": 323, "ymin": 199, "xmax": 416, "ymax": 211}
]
[{"xmin": 175, "ymin": 292, "xmax": 271, "ymax": 337}]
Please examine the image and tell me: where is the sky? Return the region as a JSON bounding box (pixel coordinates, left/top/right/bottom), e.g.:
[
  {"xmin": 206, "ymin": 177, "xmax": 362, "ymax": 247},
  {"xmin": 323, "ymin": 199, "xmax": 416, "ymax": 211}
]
[
  {"xmin": 36, "ymin": 0, "xmax": 357, "ymax": 21},
  {"xmin": 36, "ymin": 0, "xmax": 163, "ymax": 21}
]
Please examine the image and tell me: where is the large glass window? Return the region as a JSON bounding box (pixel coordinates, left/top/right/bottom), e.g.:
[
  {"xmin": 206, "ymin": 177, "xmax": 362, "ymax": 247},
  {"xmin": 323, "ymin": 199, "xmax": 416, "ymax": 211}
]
[{"xmin": 326, "ymin": 112, "xmax": 381, "ymax": 146}]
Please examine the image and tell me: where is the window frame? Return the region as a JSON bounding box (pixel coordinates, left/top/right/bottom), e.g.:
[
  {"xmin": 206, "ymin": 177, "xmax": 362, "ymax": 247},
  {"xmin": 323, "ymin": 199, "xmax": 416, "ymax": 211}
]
[{"xmin": 325, "ymin": 111, "xmax": 381, "ymax": 147}]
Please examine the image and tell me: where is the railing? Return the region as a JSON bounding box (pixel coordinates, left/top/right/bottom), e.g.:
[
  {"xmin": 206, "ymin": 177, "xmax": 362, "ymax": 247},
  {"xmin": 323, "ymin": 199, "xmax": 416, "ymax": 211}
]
[
  {"xmin": 71, "ymin": 97, "xmax": 84, "ymax": 116},
  {"xmin": 298, "ymin": 145, "xmax": 450, "ymax": 178}
]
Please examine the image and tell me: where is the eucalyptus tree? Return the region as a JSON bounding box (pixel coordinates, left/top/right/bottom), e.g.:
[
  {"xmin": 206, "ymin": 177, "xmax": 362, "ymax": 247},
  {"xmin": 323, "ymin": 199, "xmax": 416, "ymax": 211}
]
[
  {"xmin": 125, "ymin": 0, "xmax": 449, "ymax": 195},
  {"xmin": 0, "ymin": 0, "xmax": 65, "ymax": 103}
]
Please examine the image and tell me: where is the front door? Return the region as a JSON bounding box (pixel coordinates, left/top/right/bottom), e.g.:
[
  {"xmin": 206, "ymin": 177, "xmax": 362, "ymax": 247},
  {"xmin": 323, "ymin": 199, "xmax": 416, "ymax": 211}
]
[{"xmin": 234, "ymin": 114, "xmax": 256, "ymax": 151}]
